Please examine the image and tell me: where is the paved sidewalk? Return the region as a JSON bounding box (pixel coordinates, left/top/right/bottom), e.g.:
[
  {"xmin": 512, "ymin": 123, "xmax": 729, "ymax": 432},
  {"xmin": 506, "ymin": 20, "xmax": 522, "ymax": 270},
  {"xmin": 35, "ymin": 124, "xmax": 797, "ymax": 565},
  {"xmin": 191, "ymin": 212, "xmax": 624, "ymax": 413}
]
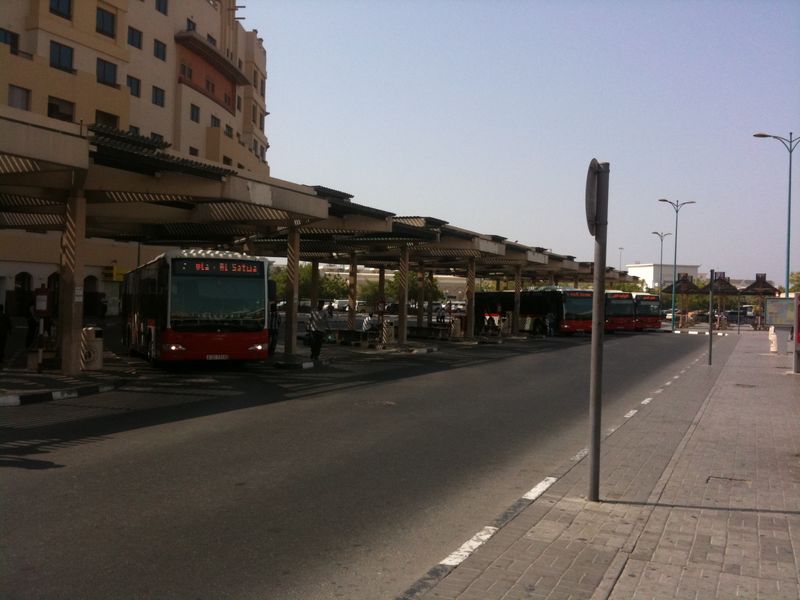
[{"xmin": 404, "ymin": 330, "xmax": 800, "ymax": 599}]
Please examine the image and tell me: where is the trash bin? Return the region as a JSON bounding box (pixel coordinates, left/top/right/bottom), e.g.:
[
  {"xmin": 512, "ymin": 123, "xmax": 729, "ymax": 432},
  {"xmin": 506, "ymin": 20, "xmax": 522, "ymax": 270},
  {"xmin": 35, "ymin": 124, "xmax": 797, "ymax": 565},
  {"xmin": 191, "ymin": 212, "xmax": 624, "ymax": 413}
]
[{"xmin": 81, "ymin": 326, "xmax": 103, "ymax": 370}]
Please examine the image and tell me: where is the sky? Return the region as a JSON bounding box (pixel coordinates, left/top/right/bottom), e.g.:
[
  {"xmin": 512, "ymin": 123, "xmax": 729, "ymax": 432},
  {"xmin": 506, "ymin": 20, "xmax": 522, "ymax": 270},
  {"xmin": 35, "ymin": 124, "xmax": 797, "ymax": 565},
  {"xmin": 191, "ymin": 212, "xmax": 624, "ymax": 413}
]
[{"xmin": 240, "ymin": 0, "xmax": 800, "ymax": 283}]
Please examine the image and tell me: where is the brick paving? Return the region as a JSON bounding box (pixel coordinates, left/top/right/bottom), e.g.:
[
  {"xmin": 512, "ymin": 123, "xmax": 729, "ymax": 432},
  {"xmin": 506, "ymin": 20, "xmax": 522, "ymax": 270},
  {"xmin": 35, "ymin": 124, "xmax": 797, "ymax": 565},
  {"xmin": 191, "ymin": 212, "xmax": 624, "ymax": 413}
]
[{"xmin": 417, "ymin": 331, "xmax": 800, "ymax": 599}]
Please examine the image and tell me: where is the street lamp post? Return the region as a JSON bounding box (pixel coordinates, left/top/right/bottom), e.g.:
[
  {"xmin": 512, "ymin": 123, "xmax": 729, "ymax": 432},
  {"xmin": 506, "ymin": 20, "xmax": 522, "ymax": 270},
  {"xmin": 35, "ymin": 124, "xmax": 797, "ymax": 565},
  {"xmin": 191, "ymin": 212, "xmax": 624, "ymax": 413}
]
[
  {"xmin": 618, "ymin": 247, "xmax": 624, "ymax": 271},
  {"xmin": 651, "ymin": 231, "xmax": 671, "ymax": 290},
  {"xmin": 754, "ymin": 131, "xmax": 798, "ymax": 298},
  {"xmin": 659, "ymin": 199, "xmax": 696, "ymax": 331}
]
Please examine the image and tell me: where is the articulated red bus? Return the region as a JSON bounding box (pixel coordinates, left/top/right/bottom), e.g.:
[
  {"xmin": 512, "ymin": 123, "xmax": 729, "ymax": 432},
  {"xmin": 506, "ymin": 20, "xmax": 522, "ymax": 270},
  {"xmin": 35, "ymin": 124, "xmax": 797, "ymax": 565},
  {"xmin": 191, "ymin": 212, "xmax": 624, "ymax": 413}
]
[
  {"xmin": 632, "ymin": 293, "xmax": 662, "ymax": 331},
  {"xmin": 604, "ymin": 291, "xmax": 636, "ymax": 332},
  {"xmin": 122, "ymin": 249, "xmax": 273, "ymax": 362},
  {"xmin": 474, "ymin": 288, "xmax": 593, "ymax": 335}
]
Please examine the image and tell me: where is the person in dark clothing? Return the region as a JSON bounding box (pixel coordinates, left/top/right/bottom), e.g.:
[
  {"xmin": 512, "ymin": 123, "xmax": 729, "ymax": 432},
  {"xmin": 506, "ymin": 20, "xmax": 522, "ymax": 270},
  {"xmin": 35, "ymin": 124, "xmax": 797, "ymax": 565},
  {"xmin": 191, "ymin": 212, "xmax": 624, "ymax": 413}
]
[
  {"xmin": 308, "ymin": 301, "xmax": 329, "ymax": 360},
  {"xmin": 0, "ymin": 304, "xmax": 12, "ymax": 362},
  {"xmin": 26, "ymin": 302, "xmax": 37, "ymax": 349}
]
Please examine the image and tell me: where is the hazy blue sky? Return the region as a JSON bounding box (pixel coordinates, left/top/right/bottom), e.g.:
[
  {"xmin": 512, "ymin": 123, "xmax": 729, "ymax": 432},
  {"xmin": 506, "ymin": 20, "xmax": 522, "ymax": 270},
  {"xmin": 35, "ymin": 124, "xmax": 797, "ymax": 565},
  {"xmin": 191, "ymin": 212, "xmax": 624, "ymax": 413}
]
[{"xmin": 242, "ymin": 0, "xmax": 799, "ymax": 281}]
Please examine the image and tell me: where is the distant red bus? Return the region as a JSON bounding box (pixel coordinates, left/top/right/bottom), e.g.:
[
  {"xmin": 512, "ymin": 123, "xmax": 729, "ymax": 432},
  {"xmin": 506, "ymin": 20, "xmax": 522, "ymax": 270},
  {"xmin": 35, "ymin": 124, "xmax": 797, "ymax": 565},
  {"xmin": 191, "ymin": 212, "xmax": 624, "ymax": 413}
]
[
  {"xmin": 474, "ymin": 288, "xmax": 593, "ymax": 335},
  {"xmin": 122, "ymin": 249, "xmax": 272, "ymax": 362},
  {"xmin": 633, "ymin": 293, "xmax": 662, "ymax": 331},
  {"xmin": 605, "ymin": 291, "xmax": 636, "ymax": 332}
]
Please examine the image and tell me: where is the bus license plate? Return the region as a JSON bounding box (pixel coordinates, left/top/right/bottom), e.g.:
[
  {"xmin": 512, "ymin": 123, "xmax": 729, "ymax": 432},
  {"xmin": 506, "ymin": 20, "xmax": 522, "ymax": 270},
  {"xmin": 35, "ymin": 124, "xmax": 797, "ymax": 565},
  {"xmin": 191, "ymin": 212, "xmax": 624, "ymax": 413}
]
[{"xmin": 206, "ymin": 354, "xmax": 228, "ymax": 360}]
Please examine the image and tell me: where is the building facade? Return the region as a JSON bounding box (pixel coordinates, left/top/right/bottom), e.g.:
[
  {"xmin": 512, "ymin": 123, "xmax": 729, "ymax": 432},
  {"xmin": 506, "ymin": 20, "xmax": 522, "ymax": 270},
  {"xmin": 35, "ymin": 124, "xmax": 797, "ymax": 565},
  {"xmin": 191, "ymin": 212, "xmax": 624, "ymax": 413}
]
[
  {"xmin": 0, "ymin": 0, "xmax": 271, "ymax": 315},
  {"xmin": 625, "ymin": 263, "xmax": 700, "ymax": 291}
]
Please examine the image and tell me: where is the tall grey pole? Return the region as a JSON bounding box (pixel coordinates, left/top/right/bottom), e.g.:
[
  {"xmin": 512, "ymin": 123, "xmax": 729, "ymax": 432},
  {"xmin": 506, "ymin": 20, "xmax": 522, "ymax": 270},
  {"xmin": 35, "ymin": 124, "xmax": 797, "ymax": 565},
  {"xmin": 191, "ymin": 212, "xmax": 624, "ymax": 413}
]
[
  {"xmin": 587, "ymin": 161, "xmax": 609, "ymax": 503},
  {"xmin": 708, "ymin": 269, "xmax": 714, "ymax": 365},
  {"xmin": 671, "ymin": 209, "xmax": 678, "ymax": 331},
  {"xmin": 754, "ymin": 131, "xmax": 798, "ymax": 298}
]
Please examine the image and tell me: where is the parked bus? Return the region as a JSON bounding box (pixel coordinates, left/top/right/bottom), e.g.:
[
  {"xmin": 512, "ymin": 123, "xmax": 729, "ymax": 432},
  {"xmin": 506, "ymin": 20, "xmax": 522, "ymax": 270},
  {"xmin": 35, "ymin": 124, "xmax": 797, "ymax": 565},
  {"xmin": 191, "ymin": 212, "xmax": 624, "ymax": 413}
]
[
  {"xmin": 474, "ymin": 288, "xmax": 593, "ymax": 335},
  {"xmin": 632, "ymin": 292, "xmax": 662, "ymax": 331},
  {"xmin": 604, "ymin": 291, "xmax": 636, "ymax": 332},
  {"xmin": 122, "ymin": 249, "xmax": 273, "ymax": 362}
]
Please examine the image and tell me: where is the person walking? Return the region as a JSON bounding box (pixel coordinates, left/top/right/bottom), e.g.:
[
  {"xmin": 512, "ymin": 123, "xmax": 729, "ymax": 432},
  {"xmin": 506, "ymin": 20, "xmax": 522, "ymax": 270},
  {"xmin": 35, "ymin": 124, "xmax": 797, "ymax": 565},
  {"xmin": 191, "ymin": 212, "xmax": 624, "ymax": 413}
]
[
  {"xmin": 308, "ymin": 300, "xmax": 329, "ymax": 360},
  {"xmin": 0, "ymin": 304, "xmax": 12, "ymax": 362},
  {"xmin": 267, "ymin": 301, "xmax": 280, "ymax": 356}
]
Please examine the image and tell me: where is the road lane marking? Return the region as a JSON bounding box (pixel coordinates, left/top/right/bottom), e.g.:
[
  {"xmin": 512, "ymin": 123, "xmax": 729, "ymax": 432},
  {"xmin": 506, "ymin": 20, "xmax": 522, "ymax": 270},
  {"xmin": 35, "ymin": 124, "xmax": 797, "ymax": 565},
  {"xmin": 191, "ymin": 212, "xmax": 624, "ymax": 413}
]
[
  {"xmin": 440, "ymin": 526, "xmax": 498, "ymax": 566},
  {"xmin": 654, "ymin": 389, "xmax": 663, "ymax": 394},
  {"xmin": 570, "ymin": 448, "xmax": 589, "ymax": 462},
  {"xmin": 641, "ymin": 397, "xmax": 653, "ymax": 405},
  {"xmin": 523, "ymin": 477, "xmax": 558, "ymax": 500},
  {"xmin": 624, "ymin": 410, "xmax": 638, "ymax": 418},
  {"xmin": 672, "ymin": 375, "xmax": 680, "ymax": 379}
]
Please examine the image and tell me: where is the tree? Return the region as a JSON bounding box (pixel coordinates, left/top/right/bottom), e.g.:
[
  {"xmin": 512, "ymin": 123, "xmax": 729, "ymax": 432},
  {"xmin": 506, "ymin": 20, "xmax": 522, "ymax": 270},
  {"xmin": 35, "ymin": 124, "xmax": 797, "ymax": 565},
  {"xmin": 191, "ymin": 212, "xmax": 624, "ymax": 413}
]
[
  {"xmin": 790, "ymin": 271, "xmax": 800, "ymax": 293},
  {"xmin": 270, "ymin": 264, "xmax": 348, "ymax": 301}
]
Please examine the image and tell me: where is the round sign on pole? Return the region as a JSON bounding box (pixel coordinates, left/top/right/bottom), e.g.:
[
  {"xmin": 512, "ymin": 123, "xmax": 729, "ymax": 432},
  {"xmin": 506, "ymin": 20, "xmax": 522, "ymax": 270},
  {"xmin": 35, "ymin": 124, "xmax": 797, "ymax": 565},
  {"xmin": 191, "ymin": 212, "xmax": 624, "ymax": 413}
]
[{"xmin": 585, "ymin": 158, "xmax": 599, "ymax": 237}]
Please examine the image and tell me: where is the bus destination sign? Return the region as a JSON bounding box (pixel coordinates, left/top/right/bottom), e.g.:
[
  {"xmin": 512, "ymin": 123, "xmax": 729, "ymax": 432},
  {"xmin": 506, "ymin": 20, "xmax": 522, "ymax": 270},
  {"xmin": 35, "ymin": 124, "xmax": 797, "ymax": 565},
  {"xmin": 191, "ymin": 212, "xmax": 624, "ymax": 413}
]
[{"xmin": 172, "ymin": 258, "xmax": 263, "ymax": 277}]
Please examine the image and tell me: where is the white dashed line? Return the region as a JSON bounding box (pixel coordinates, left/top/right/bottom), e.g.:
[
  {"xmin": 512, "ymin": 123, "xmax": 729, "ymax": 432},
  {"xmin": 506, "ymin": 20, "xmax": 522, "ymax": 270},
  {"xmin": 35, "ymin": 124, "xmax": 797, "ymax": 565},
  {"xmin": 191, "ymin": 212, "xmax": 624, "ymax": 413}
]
[
  {"xmin": 570, "ymin": 448, "xmax": 589, "ymax": 462},
  {"xmin": 641, "ymin": 397, "xmax": 653, "ymax": 405},
  {"xmin": 672, "ymin": 375, "xmax": 680, "ymax": 380},
  {"xmin": 624, "ymin": 410, "xmax": 638, "ymax": 418},
  {"xmin": 664, "ymin": 381, "xmax": 672, "ymax": 386},
  {"xmin": 440, "ymin": 526, "xmax": 498, "ymax": 566},
  {"xmin": 654, "ymin": 389, "xmax": 663, "ymax": 394},
  {"xmin": 522, "ymin": 476, "xmax": 558, "ymax": 500}
]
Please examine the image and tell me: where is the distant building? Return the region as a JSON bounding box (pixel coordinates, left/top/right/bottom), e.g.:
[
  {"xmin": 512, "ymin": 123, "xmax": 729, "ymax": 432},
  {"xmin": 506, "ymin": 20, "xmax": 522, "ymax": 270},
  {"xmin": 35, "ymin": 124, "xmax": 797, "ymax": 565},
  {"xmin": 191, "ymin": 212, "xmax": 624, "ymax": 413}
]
[{"xmin": 625, "ymin": 263, "xmax": 700, "ymax": 290}]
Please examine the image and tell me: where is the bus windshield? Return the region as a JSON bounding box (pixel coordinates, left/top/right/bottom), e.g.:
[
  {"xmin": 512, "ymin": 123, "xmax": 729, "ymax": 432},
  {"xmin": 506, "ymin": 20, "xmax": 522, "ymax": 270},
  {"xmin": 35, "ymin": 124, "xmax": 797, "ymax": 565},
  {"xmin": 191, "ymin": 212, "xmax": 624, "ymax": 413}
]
[
  {"xmin": 635, "ymin": 299, "xmax": 661, "ymax": 316},
  {"xmin": 170, "ymin": 276, "xmax": 265, "ymax": 332},
  {"xmin": 607, "ymin": 296, "xmax": 634, "ymax": 316},
  {"xmin": 564, "ymin": 294, "xmax": 593, "ymax": 320}
]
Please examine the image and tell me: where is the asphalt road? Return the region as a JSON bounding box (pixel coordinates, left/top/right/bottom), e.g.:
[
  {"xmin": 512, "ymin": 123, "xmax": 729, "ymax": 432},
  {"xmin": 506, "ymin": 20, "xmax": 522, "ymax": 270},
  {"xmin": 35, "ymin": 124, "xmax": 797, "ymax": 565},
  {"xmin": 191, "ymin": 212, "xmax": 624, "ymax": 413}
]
[{"xmin": 0, "ymin": 332, "xmax": 734, "ymax": 599}]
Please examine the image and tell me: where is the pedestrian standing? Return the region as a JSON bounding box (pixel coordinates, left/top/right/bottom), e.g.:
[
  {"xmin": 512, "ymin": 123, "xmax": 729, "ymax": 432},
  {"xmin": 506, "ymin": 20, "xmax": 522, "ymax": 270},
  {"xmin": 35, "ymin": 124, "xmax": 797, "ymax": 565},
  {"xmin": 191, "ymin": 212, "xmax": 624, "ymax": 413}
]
[
  {"xmin": 268, "ymin": 301, "xmax": 280, "ymax": 356},
  {"xmin": 0, "ymin": 304, "xmax": 12, "ymax": 362},
  {"xmin": 26, "ymin": 301, "xmax": 37, "ymax": 349},
  {"xmin": 308, "ymin": 300, "xmax": 329, "ymax": 360}
]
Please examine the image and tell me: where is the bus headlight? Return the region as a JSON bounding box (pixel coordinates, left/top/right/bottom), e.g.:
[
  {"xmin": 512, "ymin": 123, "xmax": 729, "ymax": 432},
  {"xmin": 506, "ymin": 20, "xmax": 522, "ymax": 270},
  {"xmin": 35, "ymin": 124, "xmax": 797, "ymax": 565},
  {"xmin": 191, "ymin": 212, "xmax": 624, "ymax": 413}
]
[
  {"xmin": 248, "ymin": 344, "xmax": 265, "ymax": 351},
  {"xmin": 164, "ymin": 344, "xmax": 186, "ymax": 352}
]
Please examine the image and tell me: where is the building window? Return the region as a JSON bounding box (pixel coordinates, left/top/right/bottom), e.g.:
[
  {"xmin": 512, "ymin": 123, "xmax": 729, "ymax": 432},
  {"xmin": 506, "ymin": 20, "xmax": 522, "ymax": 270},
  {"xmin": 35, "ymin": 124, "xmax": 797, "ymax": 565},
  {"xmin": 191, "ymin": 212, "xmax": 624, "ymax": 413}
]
[
  {"xmin": 50, "ymin": 0, "xmax": 71, "ymax": 19},
  {"xmin": 206, "ymin": 34, "xmax": 216, "ymax": 47},
  {"xmin": 0, "ymin": 28, "xmax": 20, "ymax": 54},
  {"xmin": 222, "ymin": 156, "xmax": 232, "ymax": 166},
  {"xmin": 151, "ymin": 86, "xmax": 165, "ymax": 107},
  {"xmin": 236, "ymin": 96, "xmax": 241, "ymax": 111},
  {"xmin": 180, "ymin": 63, "xmax": 192, "ymax": 80},
  {"xmin": 128, "ymin": 26, "xmax": 142, "ymax": 49},
  {"xmin": 96, "ymin": 8, "xmax": 116, "ymax": 38},
  {"xmin": 260, "ymin": 78, "xmax": 265, "ymax": 97},
  {"xmin": 155, "ymin": 0, "xmax": 167, "ymax": 16},
  {"xmin": 8, "ymin": 85, "xmax": 31, "ymax": 111},
  {"xmin": 205, "ymin": 79, "xmax": 215, "ymax": 94},
  {"xmin": 190, "ymin": 104, "xmax": 200, "ymax": 122},
  {"xmin": 96, "ymin": 58, "xmax": 118, "ymax": 86},
  {"xmin": 154, "ymin": 39, "xmax": 166, "ymax": 61},
  {"xmin": 129, "ymin": 125, "xmax": 140, "ymax": 136},
  {"xmin": 47, "ymin": 96, "xmax": 74, "ymax": 122},
  {"xmin": 126, "ymin": 75, "xmax": 141, "ymax": 97},
  {"xmin": 210, "ymin": 115, "xmax": 220, "ymax": 128},
  {"xmin": 151, "ymin": 132, "xmax": 164, "ymax": 143},
  {"xmin": 251, "ymin": 105, "xmax": 256, "ymax": 124},
  {"xmin": 188, "ymin": 146, "xmax": 199, "ymax": 156},
  {"xmin": 49, "ymin": 41, "xmax": 74, "ymax": 72},
  {"xmin": 238, "ymin": 59, "xmax": 243, "ymax": 70},
  {"xmin": 95, "ymin": 110, "xmax": 119, "ymax": 128},
  {"xmin": 224, "ymin": 124, "xmax": 233, "ymax": 138},
  {"xmin": 186, "ymin": 19, "xmax": 196, "ymax": 31}
]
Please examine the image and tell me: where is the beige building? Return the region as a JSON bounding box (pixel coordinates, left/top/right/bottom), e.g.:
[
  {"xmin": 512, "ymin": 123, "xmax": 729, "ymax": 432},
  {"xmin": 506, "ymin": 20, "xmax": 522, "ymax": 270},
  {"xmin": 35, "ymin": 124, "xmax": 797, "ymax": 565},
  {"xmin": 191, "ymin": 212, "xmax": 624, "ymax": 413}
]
[{"xmin": 0, "ymin": 0, "xmax": 272, "ymax": 315}]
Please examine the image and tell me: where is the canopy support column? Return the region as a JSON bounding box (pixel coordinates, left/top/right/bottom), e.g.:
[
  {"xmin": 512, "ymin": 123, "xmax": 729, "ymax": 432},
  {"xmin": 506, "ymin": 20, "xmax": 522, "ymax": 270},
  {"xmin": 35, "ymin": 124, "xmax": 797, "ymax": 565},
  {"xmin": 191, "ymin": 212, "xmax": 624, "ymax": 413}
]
[
  {"xmin": 310, "ymin": 259, "xmax": 320, "ymax": 310},
  {"xmin": 58, "ymin": 191, "xmax": 87, "ymax": 375},
  {"xmin": 284, "ymin": 225, "xmax": 300, "ymax": 356},
  {"xmin": 513, "ymin": 265, "xmax": 522, "ymax": 335},
  {"xmin": 397, "ymin": 245, "xmax": 410, "ymax": 345},
  {"xmin": 416, "ymin": 263, "xmax": 425, "ymax": 328},
  {"xmin": 348, "ymin": 252, "xmax": 357, "ymax": 330},
  {"xmin": 465, "ymin": 257, "xmax": 476, "ymax": 339}
]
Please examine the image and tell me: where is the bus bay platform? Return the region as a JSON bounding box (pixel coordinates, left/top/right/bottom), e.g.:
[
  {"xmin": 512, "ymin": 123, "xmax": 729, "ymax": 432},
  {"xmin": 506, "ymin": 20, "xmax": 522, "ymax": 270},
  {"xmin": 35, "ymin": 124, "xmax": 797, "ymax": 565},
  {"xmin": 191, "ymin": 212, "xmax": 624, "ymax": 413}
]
[{"xmin": 399, "ymin": 330, "xmax": 800, "ymax": 600}]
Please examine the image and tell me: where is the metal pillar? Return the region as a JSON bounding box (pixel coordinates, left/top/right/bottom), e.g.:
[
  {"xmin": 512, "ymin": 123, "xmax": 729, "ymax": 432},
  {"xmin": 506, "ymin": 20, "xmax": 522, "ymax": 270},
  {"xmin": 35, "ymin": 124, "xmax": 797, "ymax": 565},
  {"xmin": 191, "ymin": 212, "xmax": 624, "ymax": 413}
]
[
  {"xmin": 284, "ymin": 225, "xmax": 300, "ymax": 356},
  {"xmin": 378, "ymin": 265, "xmax": 386, "ymax": 343},
  {"xmin": 348, "ymin": 252, "xmax": 357, "ymax": 330},
  {"xmin": 397, "ymin": 245, "xmax": 410, "ymax": 345},
  {"xmin": 427, "ymin": 270, "xmax": 435, "ymax": 327},
  {"xmin": 465, "ymin": 257, "xmax": 476, "ymax": 338},
  {"xmin": 58, "ymin": 192, "xmax": 86, "ymax": 375}
]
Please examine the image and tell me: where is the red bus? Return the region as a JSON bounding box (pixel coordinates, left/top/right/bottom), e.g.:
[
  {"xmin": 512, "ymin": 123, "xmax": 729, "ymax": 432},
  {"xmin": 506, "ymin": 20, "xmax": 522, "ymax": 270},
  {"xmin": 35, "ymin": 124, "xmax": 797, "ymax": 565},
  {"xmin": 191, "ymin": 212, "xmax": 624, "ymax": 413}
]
[
  {"xmin": 632, "ymin": 293, "xmax": 662, "ymax": 331},
  {"xmin": 474, "ymin": 288, "xmax": 593, "ymax": 335},
  {"xmin": 604, "ymin": 291, "xmax": 636, "ymax": 332},
  {"xmin": 122, "ymin": 249, "xmax": 272, "ymax": 362}
]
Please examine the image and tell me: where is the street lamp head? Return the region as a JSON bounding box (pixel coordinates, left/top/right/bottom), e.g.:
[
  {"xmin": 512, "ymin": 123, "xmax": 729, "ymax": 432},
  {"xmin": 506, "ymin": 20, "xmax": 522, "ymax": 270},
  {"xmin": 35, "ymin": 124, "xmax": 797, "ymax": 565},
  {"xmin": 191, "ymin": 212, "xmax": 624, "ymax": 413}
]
[{"xmin": 753, "ymin": 132, "xmax": 772, "ymax": 138}]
